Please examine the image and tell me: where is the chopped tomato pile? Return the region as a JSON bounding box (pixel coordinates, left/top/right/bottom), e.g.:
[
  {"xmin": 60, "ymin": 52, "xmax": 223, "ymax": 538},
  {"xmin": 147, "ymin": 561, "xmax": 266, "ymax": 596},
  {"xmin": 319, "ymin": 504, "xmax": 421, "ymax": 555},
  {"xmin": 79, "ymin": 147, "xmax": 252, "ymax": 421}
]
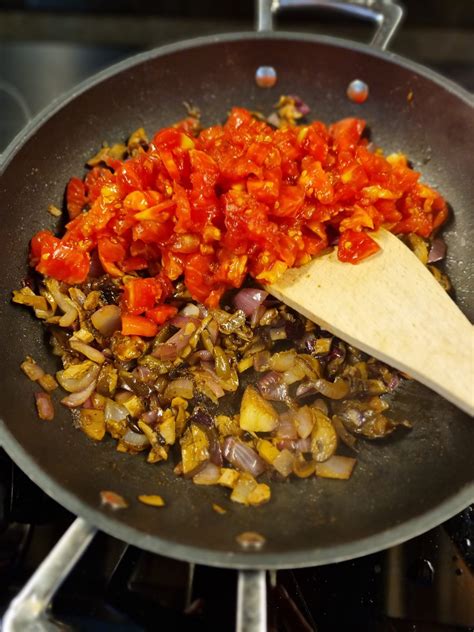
[{"xmin": 30, "ymin": 107, "xmax": 447, "ymax": 335}]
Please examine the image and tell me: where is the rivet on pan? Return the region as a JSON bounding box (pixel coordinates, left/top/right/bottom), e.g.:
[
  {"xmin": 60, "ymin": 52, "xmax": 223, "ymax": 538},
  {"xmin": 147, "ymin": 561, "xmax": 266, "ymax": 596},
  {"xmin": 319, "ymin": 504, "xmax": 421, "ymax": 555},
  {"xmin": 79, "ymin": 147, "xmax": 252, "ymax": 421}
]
[
  {"xmin": 236, "ymin": 531, "xmax": 266, "ymax": 550},
  {"xmin": 347, "ymin": 79, "xmax": 369, "ymax": 104},
  {"xmin": 255, "ymin": 66, "xmax": 277, "ymax": 88}
]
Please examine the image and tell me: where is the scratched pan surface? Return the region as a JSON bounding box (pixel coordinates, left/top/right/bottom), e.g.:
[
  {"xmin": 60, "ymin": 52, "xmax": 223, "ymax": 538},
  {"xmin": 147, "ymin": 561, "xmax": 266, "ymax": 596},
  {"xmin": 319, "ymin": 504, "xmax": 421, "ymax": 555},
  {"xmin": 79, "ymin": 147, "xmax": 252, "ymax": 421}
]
[{"xmin": 0, "ymin": 33, "xmax": 472, "ymax": 569}]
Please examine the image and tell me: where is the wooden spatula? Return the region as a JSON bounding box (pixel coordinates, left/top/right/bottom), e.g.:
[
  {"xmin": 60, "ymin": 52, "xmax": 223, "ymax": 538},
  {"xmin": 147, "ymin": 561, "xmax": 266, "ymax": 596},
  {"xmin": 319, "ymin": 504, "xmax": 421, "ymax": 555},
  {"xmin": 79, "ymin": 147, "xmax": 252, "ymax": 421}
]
[{"xmin": 267, "ymin": 229, "xmax": 474, "ymax": 416}]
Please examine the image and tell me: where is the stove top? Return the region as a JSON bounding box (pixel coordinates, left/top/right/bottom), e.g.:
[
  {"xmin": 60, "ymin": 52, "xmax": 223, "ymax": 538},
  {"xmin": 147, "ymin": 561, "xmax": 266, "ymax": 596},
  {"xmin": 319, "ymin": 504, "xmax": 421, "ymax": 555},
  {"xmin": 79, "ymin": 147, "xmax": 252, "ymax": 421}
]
[{"xmin": 0, "ymin": 3, "xmax": 473, "ymax": 630}]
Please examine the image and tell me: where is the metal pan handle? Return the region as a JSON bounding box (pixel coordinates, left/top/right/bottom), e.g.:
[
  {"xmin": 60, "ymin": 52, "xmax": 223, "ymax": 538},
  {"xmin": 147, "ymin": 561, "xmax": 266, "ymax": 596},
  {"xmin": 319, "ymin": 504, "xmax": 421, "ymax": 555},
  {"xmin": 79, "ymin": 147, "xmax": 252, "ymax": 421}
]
[
  {"xmin": 257, "ymin": 0, "xmax": 404, "ymax": 50},
  {"xmin": 236, "ymin": 570, "xmax": 267, "ymax": 632},
  {"xmin": 3, "ymin": 517, "xmax": 96, "ymax": 632}
]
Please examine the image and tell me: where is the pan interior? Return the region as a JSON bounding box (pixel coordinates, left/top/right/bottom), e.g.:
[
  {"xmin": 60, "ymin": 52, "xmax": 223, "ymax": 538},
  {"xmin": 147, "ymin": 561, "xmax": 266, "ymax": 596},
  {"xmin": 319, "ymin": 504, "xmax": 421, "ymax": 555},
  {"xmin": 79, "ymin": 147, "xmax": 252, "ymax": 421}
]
[{"xmin": 0, "ymin": 34, "xmax": 472, "ymax": 568}]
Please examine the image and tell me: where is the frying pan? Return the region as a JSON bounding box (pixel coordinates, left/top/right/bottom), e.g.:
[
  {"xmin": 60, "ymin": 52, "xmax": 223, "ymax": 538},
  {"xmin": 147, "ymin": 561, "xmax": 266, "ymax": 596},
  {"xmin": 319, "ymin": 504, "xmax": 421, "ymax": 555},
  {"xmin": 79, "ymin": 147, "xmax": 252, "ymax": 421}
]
[{"xmin": 0, "ymin": 0, "xmax": 473, "ymax": 629}]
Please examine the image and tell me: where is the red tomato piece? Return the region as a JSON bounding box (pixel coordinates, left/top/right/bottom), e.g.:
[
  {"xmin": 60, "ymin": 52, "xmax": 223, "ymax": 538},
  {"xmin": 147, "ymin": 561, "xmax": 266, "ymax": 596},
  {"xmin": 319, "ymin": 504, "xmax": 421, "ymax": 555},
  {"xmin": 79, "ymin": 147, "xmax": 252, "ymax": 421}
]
[
  {"xmin": 337, "ymin": 229, "xmax": 380, "ymax": 263},
  {"xmin": 121, "ymin": 314, "xmax": 158, "ymax": 337},
  {"xmin": 146, "ymin": 304, "xmax": 178, "ymax": 325}
]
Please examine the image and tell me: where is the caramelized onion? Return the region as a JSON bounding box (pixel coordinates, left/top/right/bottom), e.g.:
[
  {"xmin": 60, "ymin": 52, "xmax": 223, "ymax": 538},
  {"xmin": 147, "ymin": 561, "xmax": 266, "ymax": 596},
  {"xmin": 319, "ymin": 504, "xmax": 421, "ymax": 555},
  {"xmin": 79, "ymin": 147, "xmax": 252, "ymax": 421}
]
[
  {"xmin": 35, "ymin": 391, "xmax": 54, "ymax": 420},
  {"xmin": 233, "ymin": 288, "xmax": 268, "ymax": 316},
  {"xmin": 91, "ymin": 305, "xmax": 121, "ymax": 336},
  {"xmin": 257, "ymin": 371, "xmax": 289, "ymax": 402},
  {"xmin": 223, "ymin": 437, "xmax": 266, "ymax": 477},
  {"xmin": 61, "ymin": 380, "xmax": 97, "ymax": 408}
]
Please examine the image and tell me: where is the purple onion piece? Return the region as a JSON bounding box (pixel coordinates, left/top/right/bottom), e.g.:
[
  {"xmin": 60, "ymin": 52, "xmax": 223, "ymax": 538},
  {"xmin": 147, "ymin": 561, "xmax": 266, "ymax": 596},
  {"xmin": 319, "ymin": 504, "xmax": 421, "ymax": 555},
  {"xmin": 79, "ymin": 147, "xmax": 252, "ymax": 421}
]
[
  {"xmin": 288, "ymin": 94, "xmax": 310, "ymax": 116},
  {"xmin": 223, "ymin": 437, "xmax": 266, "ymax": 477},
  {"xmin": 233, "ymin": 288, "xmax": 269, "ymax": 317},
  {"xmin": 257, "ymin": 371, "xmax": 290, "ymax": 402},
  {"xmin": 428, "ymin": 238, "xmax": 447, "ymax": 263},
  {"xmin": 190, "ymin": 407, "xmax": 214, "ymax": 428},
  {"xmin": 295, "ymin": 381, "xmax": 319, "ymax": 399},
  {"xmin": 285, "ymin": 318, "xmax": 305, "ymax": 341},
  {"xmin": 295, "ymin": 437, "xmax": 312, "ymax": 453}
]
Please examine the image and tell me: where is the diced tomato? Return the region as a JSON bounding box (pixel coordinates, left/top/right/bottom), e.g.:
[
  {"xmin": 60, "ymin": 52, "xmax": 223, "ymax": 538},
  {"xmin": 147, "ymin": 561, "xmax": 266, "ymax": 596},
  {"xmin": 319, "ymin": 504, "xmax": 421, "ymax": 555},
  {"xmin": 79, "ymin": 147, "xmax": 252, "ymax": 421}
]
[
  {"xmin": 122, "ymin": 277, "xmax": 161, "ymax": 315},
  {"xmin": 337, "ymin": 229, "xmax": 380, "ymax": 263},
  {"xmin": 29, "ymin": 107, "xmax": 447, "ymax": 306},
  {"xmin": 97, "ymin": 236, "xmax": 126, "ymax": 277},
  {"xmin": 31, "ymin": 229, "xmax": 90, "ymax": 283},
  {"xmin": 121, "ymin": 314, "xmax": 158, "ymax": 337},
  {"xmin": 146, "ymin": 304, "xmax": 178, "ymax": 325}
]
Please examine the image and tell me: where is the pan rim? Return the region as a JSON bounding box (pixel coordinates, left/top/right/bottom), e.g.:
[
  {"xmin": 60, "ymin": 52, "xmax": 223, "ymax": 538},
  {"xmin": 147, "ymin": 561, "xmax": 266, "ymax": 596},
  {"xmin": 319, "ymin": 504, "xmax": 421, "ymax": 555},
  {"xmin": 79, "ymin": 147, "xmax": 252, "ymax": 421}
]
[{"xmin": 0, "ymin": 31, "xmax": 473, "ymax": 569}]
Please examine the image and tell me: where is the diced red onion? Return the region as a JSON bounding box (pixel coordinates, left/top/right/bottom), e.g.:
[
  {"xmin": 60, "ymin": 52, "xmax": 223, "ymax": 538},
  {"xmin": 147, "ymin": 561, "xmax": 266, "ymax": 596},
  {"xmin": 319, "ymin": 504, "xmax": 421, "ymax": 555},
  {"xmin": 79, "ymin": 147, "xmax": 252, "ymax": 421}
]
[
  {"xmin": 257, "ymin": 371, "xmax": 289, "ymax": 402},
  {"xmin": 387, "ymin": 373, "xmax": 401, "ymax": 391},
  {"xmin": 295, "ymin": 437, "xmax": 312, "ymax": 452},
  {"xmin": 35, "ymin": 391, "xmax": 54, "ymax": 420},
  {"xmin": 122, "ymin": 429, "xmax": 150, "ymax": 450},
  {"xmin": 273, "ymin": 449, "xmax": 294, "ymax": 477},
  {"xmin": 82, "ymin": 397, "xmax": 93, "ymax": 409},
  {"xmin": 294, "ymin": 406, "xmax": 314, "ymax": 439},
  {"xmin": 190, "ymin": 408, "xmax": 214, "ymax": 428},
  {"xmin": 332, "ymin": 415, "xmax": 357, "ymax": 450},
  {"xmin": 170, "ymin": 315, "xmax": 201, "ymax": 329},
  {"xmin": 428, "ymin": 238, "xmax": 447, "ymax": 263},
  {"xmin": 193, "ymin": 462, "xmax": 221, "ymax": 485},
  {"xmin": 141, "ymin": 410, "xmax": 160, "ymax": 426},
  {"xmin": 233, "ymin": 288, "xmax": 268, "ymax": 317},
  {"xmin": 254, "ymin": 351, "xmax": 270, "ymax": 372},
  {"xmin": 296, "ymin": 381, "xmax": 319, "ymax": 399},
  {"xmin": 250, "ymin": 304, "xmax": 266, "ymax": 329},
  {"xmin": 152, "ymin": 324, "xmax": 194, "ymax": 360},
  {"xmin": 188, "ymin": 349, "xmax": 213, "ymax": 364},
  {"xmin": 21, "ymin": 358, "xmax": 45, "ymax": 381},
  {"xmin": 70, "ymin": 341, "xmax": 105, "ymax": 364},
  {"xmin": 275, "ymin": 438, "xmax": 297, "ymax": 451},
  {"xmin": 207, "ymin": 319, "xmax": 219, "ymax": 344},
  {"xmin": 91, "ymin": 305, "xmax": 121, "ymax": 337},
  {"xmin": 104, "ymin": 399, "xmax": 129, "ymax": 423},
  {"xmin": 61, "ymin": 380, "xmax": 97, "ymax": 408},
  {"xmin": 179, "ymin": 303, "xmax": 201, "ymax": 318},
  {"xmin": 275, "ymin": 412, "xmax": 298, "ymax": 440},
  {"xmin": 200, "ymin": 367, "xmax": 225, "ymax": 399},
  {"xmin": 289, "ymin": 94, "xmax": 310, "ymax": 116},
  {"xmin": 268, "ymin": 350, "xmax": 296, "ymax": 373},
  {"xmin": 315, "ymin": 455, "xmax": 357, "ymax": 480},
  {"xmin": 133, "ymin": 365, "xmax": 152, "ymax": 381},
  {"xmin": 164, "ymin": 377, "xmax": 194, "ymax": 400},
  {"xmin": 56, "ymin": 363, "xmax": 100, "ymax": 393},
  {"xmin": 223, "ymin": 437, "xmax": 266, "ymax": 477}
]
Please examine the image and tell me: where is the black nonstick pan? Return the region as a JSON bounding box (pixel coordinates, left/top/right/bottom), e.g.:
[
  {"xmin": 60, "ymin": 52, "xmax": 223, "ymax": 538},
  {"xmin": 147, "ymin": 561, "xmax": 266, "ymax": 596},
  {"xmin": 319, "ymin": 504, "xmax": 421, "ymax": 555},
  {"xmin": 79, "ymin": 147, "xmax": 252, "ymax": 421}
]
[{"xmin": 0, "ymin": 1, "xmax": 472, "ymax": 629}]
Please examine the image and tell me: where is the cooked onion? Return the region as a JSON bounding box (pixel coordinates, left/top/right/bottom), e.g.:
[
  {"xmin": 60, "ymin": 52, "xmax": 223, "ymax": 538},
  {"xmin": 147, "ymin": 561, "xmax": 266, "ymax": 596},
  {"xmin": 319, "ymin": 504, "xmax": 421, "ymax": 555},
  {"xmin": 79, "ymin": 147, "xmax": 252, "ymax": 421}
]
[
  {"xmin": 104, "ymin": 399, "xmax": 129, "ymax": 423},
  {"xmin": 233, "ymin": 288, "xmax": 268, "ymax": 316},
  {"xmin": 164, "ymin": 377, "xmax": 194, "ymax": 400},
  {"xmin": 272, "ymin": 449, "xmax": 294, "ymax": 477},
  {"xmin": 70, "ymin": 341, "xmax": 105, "ymax": 364},
  {"xmin": 193, "ymin": 462, "xmax": 221, "ymax": 485},
  {"xmin": 294, "ymin": 406, "xmax": 314, "ymax": 439},
  {"xmin": 313, "ymin": 377, "xmax": 350, "ymax": 400},
  {"xmin": 21, "ymin": 356, "xmax": 45, "ymax": 382},
  {"xmin": 61, "ymin": 380, "xmax": 97, "ymax": 408},
  {"xmin": 315, "ymin": 455, "xmax": 357, "ymax": 480},
  {"xmin": 257, "ymin": 371, "xmax": 289, "ymax": 402},
  {"xmin": 91, "ymin": 305, "xmax": 121, "ymax": 336},
  {"xmin": 35, "ymin": 391, "xmax": 54, "ymax": 420},
  {"xmin": 122, "ymin": 429, "xmax": 150, "ymax": 450},
  {"xmin": 275, "ymin": 412, "xmax": 298, "ymax": 440},
  {"xmin": 223, "ymin": 437, "xmax": 266, "ymax": 477},
  {"xmin": 56, "ymin": 362, "xmax": 100, "ymax": 393},
  {"xmin": 428, "ymin": 237, "xmax": 446, "ymax": 263}
]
